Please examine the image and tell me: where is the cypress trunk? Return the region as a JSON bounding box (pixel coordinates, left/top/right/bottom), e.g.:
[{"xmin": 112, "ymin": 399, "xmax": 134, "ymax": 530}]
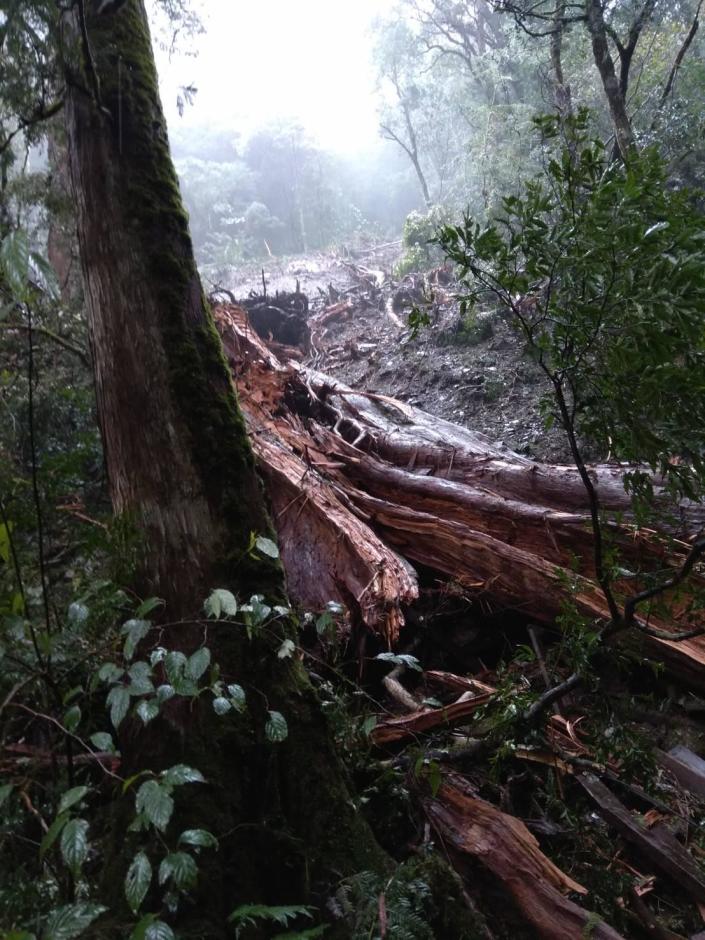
[{"xmin": 62, "ymin": 1, "xmax": 387, "ymax": 932}]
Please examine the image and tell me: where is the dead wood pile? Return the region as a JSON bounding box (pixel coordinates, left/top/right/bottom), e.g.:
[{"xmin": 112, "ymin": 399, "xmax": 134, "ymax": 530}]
[
  {"xmin": 215, "ymin": 302, "xmax": 705, "ymax": 688},
  {"xmin": 212, "ymin": 300, "xmax": 705, "ymax": 938}
]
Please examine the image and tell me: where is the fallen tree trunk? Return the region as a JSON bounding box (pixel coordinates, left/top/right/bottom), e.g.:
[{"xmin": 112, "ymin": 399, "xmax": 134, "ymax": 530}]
[
  {"xmin": 214, "ymin": 304, "xmax": 705, "ymax": 685},
  {"xmin": 423, "ymin": 773, "xmax": 625, "ymax": 940}
]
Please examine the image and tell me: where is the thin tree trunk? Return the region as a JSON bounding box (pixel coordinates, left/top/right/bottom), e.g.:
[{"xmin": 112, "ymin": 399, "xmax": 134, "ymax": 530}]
[
  {"xmin": 585, "ymin": 0, "xmax": 636, "ymax": 161},
  {"xmin": 61, "ymin": 0, "xmax": 387, "ymax": 930}
]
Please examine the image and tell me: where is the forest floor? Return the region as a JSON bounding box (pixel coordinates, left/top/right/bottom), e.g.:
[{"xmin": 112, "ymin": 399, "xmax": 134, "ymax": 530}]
[{"xmin": 218, "ymin": 245, "xmax": 574, "ymax": 464}]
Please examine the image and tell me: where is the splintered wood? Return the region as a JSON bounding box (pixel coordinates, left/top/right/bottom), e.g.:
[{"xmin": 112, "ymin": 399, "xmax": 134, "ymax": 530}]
[
  {"xmin": 215, "ymin": 302, "xmax": 705, "ymax": 683},
  {"xmin": 423, "ymin": 774, "xmax": 625, "ymax": 940}
]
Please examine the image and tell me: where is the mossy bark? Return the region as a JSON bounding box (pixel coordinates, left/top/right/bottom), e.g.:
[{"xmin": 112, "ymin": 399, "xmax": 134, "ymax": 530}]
[{"xmin": 62, "ymin": 2, "xmax": 387, "ymax": 932}]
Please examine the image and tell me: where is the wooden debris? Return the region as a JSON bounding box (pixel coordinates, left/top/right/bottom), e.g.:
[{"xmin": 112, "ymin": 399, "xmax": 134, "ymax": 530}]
[
  {"xmin": 423, "ymin": 773, "xmax": 625, "ymax": 939},
  {"xmin": 214, "ymin": 303, "xmax": 705, "ymax": 686},
  {"xmin": 657, "ymin": 746, "xmax": 705, "ymax": 799},
  {"xmin": 370, "ymin": 694, "xmax": 491, "ymax": 746},
  {"xmin": 577, "ymin": 772, "xmax": 705, "ymax": 904}
]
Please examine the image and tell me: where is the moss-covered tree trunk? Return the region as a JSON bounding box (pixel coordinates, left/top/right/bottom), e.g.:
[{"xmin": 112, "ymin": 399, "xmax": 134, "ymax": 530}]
[{"xmin": 62, "ymin": 1, "xmax": 386, "ymax": 933}]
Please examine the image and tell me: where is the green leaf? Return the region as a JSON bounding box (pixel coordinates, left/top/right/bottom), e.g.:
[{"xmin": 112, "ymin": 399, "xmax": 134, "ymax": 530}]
[
  {"xmin": 58, "ymin": 786, "xmax": 90, "ymax": 815},
  {"xmin": 0, "ymin": 783, "xmax": 14, "ymax": 807},
  {"xmin": 161, "ymin": 764, "xmax": 205, "ymax": 786},
  {"xmin": 89, "ymin": 732, "xmax": 116, "ymax": 753},
  {"xmin": 136, "ymin": 596, "xmax": 164, "ymax": 618},
  {"xmin": 107, "ymin": 685, "xmax": 130, "ymax": 728},
  {"xmin": 136, "ymin": 699, "xmax": 160, "ymax": 725},
  {"xmin": 203, "ymin": 588, "xmax": 238, "ymax": 619},
  {"xmin": 254, "ymin": 535, "xmax": 280, "ymax": 558},
  {"xmin": 164, "ymin": 650, "xmax": 187, "ymax": 684},
  {"xmin": 361, "ymin": 715, "xmax": 377, "ymax": 738},
  {"xmin": 265, "ymin": 711, "xmax": 288, "ymax": 743},
  {"xmin": 213, "ymin": 696, "xmax": 232, "ymax": 715},
  {"xmin": 40, "ymin": 812, "xmax": 69, "ymax": 860},
  {"xmin": 129, "ymin": 917, "xmax": 175, "ymax": 940},
  {"xmin": 144, "ymin": 923, "xmax": 175, "ymax": 940},
  {"xmin": 97, "ymin": 662, "xmax": 123, "ymax": 684},
  {"xmin": 60, "ymin": 818, "xmax": 89, "ymax": 876},
  {"xmin": 158, "ymin": 851, "xmax": 198, "ymax": 889},
  {"xmin": 125, "ymin": 851, "xmax": 152, "ymax": 915},
  {"xmin": 178, "ymin": 828, "xmax": 218, "ymax": 849},
  {"xmin": 375, "ymin": 652, "xmax": 422, "ymax": 672},
  {"xmin": 156, "ymin": 684, "xmax": 175, "ymax": 704},
  {"xmin": 128, "ymin": 661, "xmax": 154, "ymax": 695},
  {"xmin": 0, "ymin": 229, "xmax": 30, "ymax": 298},
  {"xmin": 135, "ymin": 780, "xmax": 174, "ymax": 832},
  {"xmin": 185, "ymin": 646, "xmax": 211, "ymax": 681},
  {"xmin": 121, "ymin": 619, "xmax": 151, "ymax": 661},
  {"xmin": 277, "ymin": 639, "xmax": 296, "ymax": 659},
  {"xmin": 63, "ymin": 704, "xmax": 81, "ymax": 733},
  {"xmin": 42, "ymin": 903, "xmax": 107, "ymax": 940},
  {"xmin": 227, "ymin": 684, "xmax": 246, "ymax": 711}
]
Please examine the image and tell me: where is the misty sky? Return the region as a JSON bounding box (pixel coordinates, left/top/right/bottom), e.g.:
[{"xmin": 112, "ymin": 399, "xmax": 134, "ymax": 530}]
[{"xmin": 155, "ymin": 0, "xmax": 395, "ymax": 152}]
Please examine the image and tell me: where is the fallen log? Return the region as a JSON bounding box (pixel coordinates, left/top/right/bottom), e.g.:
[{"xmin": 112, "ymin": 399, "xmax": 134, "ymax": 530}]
[
  {"xmin": 214, "ymin": 304, "xmax": 705, "ymax": 684},
  {"xmin": 423, "ymin": 773, "xmax": 625, "ymax": 939}
]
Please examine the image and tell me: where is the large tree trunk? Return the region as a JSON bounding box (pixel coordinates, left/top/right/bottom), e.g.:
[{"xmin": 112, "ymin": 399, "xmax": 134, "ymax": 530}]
[{"xmin": 62, "ymin": 1, "xmax": 386, "ymax": 932}]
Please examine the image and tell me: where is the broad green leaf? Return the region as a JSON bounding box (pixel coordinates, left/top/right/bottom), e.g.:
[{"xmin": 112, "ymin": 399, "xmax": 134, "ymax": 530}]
[
  {"xmin": 213, "ymin": 696, "xmax": 232, "ymax": 715},
  {"xmin": 136, "ymin": 596, "xmax": 164, "ymax": 618},
  {"xmin": 128, "ymin": 661, "xmax": 154, "ymax": 695},
  {"xmin": 265, "ymin": 711, "xmax": 288, "ymax": 743},
  {"xmin": 136, "ymin": 699, "xmax": 160, "ymax": 725},
  {"xmin": 121, "ymin": 619, "xmax": 151, "ymax": 661},
  {"xmin": 40, "ymin": 812, "xmax": 69, "ymax": 860},
  {"xmin": 135, "ymin": 780, "xmax": 174, "ymax": 831},
  {"xmin": 277, "ymin": 639, "xmax": 296, "ymax": 659},
  {"xmin": 161, "ymin": 764, "xmax": 205, "ymax": 787},
  {"xmin": 0, "ymin": 783, "xmax": 14, "ymax": 807},
  {"xmin": 255, "ymin": 535, "xmax": 279, "ymax": 558},
  {"xmin": 97, "ymin": 662, "xmax": 123, "ymax": 684},
  {"xmin": 178, "ymin": 828, "xmax": 218, "ymax": 849},
  {"xmin": 42, "ymin": 903, "xmax": 107, "ymax": 940},
  {"xmin": 60, "ymin": 818, "xmax": 89, "ymax": 876},
  {"xmin": 150, "ymin": 647, "xmax": 167, "ymax": 666},
  {"xmin": 58, "ymin": 786, "xmax": 89, "ymax": 815},
  {"xmin": 156, "ymin": 684, "xmax": 176, "ymax": 703},
  {"xmin": 89, "ymin": 732, "xmax": 115, "ymax": 753},
  {"xmin": 164, "ymin": 651, "xmax": 187, "ymax": 684},
  {"xmin": 227, "ymin": 684, "xmax": 246, "ymax": 711},
  {"xmin": 125, "ymin": 851, "xmax": 152, "ymax": 914},
  {"xmin": 203, "ymin": 588, "xmax": 238, "ymax": 619},
  {"xmin": 107, "ymin": 685, "xmax": 130, "ymax": 728},
  {"xmin": 129, "ymin": 916, "xmax": 175, "ymax": 940},
  {"xmin": 185, "ymin": 647, "xmax": 211, "ymax": 681},
  {"xmin": 158, "ymin": 851, "xmax": 198, "ymax": 889},
  {"xmin": 144, "ymin": 923, "xmax": 175, "ymax": 940}
]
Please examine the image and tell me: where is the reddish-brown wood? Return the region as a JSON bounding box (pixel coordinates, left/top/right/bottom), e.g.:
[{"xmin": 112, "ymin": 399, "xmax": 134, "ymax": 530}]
[
  {"xmin": 215, "ymin": 304, "xmax": 705, "ymax": 682},
  {"xmin": 424, "ymin": 773, "xmax": 625, "ymax": 939}
]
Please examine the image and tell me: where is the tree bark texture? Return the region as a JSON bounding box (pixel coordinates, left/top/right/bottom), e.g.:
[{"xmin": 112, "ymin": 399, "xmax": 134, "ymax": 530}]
[{"xmin": 62, "ymin": 2, "xmax": 387, "ymax": 930}]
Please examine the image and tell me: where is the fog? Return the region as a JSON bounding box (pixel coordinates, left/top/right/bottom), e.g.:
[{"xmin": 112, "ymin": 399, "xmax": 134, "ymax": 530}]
[{"xmin": 155, "ymin": 0, "xmax": 396, "ymax": 152}]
